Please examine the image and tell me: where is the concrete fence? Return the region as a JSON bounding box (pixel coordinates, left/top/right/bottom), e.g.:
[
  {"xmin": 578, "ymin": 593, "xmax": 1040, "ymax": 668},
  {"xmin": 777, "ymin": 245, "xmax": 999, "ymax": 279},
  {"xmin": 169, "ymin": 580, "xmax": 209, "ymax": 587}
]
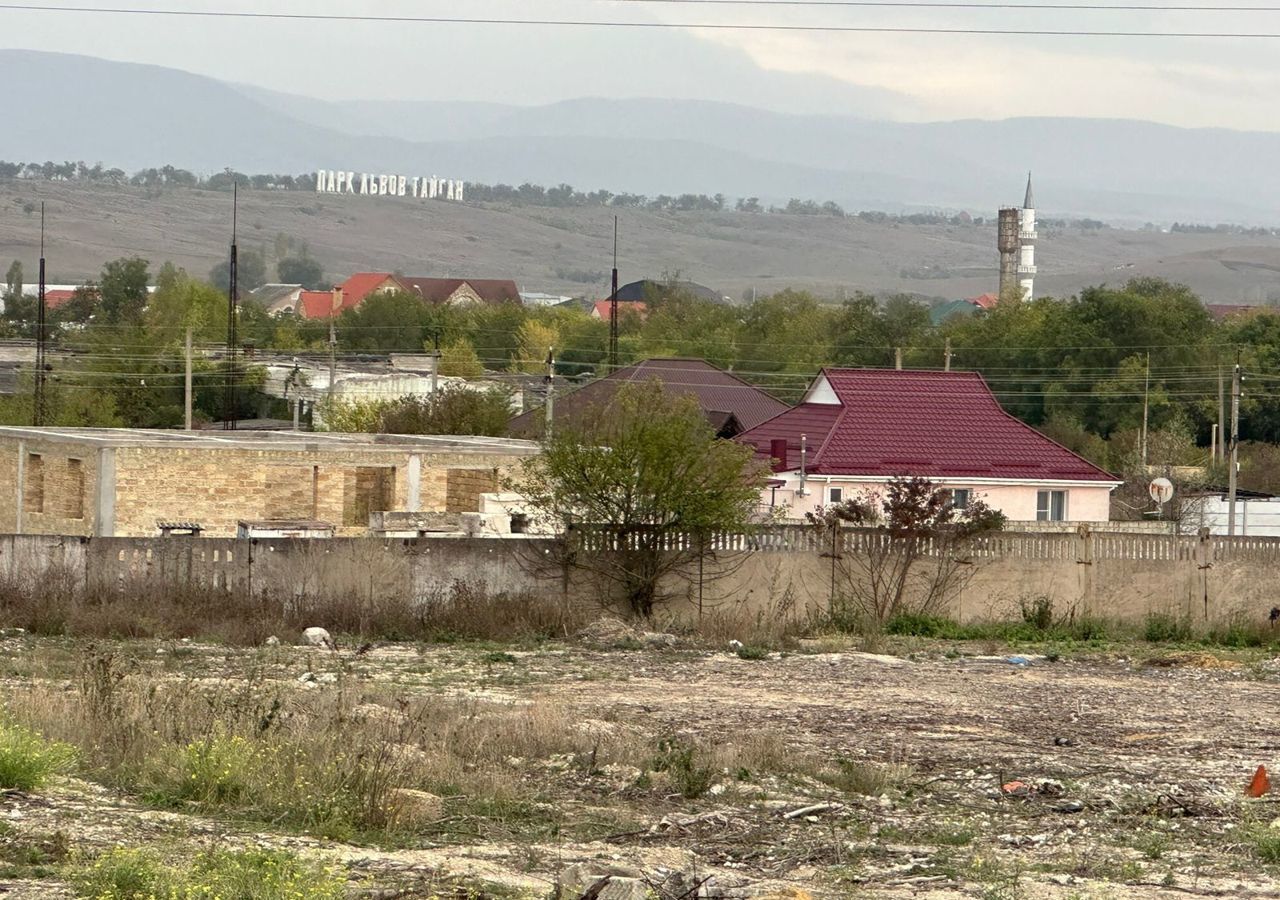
[{"xmin": 0, "ymin": 526, "xmax": 1276, "ymax": 626}]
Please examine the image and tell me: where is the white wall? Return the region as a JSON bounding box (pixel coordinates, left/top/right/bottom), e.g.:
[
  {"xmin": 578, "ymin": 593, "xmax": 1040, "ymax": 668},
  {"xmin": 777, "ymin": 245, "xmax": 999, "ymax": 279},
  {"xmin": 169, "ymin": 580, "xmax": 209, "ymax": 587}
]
[
  {"xmin": 1186, "ymin": 496, "xmax": 1280, "ymax": 537},
  {"xmin": 763, "ymin": 474, "xmax": 1116, "ymax": 524}
]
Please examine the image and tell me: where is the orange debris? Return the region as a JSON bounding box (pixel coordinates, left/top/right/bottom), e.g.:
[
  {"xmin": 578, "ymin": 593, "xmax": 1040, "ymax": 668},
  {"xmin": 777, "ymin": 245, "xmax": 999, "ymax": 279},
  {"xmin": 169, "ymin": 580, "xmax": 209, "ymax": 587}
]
[{"xmin": 1248, "ymin": 765, "xmax": 1271, "ymax": 798}]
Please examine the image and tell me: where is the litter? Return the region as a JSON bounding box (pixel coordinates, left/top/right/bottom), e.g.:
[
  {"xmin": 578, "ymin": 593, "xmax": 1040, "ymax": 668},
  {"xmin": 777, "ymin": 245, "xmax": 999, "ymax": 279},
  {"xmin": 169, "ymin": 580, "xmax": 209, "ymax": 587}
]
[{"xmin": 1248, "ymin": 765, "xmax": 1271, "ymax": 798}]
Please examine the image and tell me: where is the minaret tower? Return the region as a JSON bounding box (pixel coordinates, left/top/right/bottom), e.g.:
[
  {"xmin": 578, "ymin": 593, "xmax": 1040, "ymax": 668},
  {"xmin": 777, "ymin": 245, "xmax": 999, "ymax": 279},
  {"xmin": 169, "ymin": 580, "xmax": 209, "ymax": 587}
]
[{"xmin": 1018, "ymin": 172, "xmax": 1037, "ymax": 301}]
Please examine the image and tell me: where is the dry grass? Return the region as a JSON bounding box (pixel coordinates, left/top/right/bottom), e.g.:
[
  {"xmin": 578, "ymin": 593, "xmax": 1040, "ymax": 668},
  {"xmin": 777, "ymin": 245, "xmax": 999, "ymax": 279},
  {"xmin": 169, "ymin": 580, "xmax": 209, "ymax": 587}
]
[{"xmin": 0, "ymin": 572, "xmax": 590, "ymax": 646}]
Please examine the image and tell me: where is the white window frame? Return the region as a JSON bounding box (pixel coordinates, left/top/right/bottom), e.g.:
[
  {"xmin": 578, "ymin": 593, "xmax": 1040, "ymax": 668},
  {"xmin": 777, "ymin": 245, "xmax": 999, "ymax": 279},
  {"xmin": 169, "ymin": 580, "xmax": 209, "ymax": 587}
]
[
  {"xmin": 1036, "ymin": 489, "xmax": 1068, "ymax": 522},
  {"xmin": 828, "ymin": 486, "xmax": 844, "ymax": 505},
  {"xmin": 949, "ymin": 488, "xmax": 972, "ymax": 509}
]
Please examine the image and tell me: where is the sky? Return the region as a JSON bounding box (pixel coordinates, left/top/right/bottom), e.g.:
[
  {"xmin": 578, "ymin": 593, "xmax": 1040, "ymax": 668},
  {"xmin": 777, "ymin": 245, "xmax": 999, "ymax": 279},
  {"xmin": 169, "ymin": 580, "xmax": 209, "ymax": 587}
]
[{"xmin": 3, "ymin": 0, "xmax": 1280, "ymax": 129}]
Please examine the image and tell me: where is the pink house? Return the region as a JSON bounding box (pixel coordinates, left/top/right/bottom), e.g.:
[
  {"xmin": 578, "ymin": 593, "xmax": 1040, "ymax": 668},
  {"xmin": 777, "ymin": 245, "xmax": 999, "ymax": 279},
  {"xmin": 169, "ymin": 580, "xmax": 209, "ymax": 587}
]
[{"xmin": 737, "ymin": 369, "xmax": 1122, "ymax": 524}]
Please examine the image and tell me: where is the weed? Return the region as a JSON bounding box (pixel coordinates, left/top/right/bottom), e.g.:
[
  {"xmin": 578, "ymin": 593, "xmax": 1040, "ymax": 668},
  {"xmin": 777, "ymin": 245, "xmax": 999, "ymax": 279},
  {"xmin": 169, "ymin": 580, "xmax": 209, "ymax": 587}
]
[
  {"xmin": 1134, "ymin": 831, "xmax": 1170, "ymax": 860},
  {"xmin": 735, "ymin": 645, "xmax": 770, "ymax": 661},
  {"xmin": 651, "ymin": 740, "xmax": 715, "ymax": 799},
  {"xmin": 1246, "ymin": 827, "xmax": 1280, "ymax": 863},
  {"xmin": 1019, "ymin": 595, "xmax": 1055, "ymax": 631},
  {"xmin": 482, "ymin": 651, "xmax": 518, "ymax": 665},
  {"xmin": 0, "ymin": 720, "xmax": 76, "ymax": 790},
  {"xmin": 0, "ymin": 823, "xmax": 69, "ymax": 879},
  {"xmin": 818, "ymin": 756, "xmax": 912, "ymax": 796},
  {"xmin": 70, "ymin": 846, "xmax": 345, "ymax": 899},
  {"xmin": 1144, "ymin": 613, "xmax": 1192, "ymax": 643}
]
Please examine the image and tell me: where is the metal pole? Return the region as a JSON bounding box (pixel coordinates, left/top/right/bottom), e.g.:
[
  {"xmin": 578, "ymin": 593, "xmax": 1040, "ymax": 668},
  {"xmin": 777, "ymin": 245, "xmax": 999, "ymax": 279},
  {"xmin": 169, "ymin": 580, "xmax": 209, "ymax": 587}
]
[
  {"xmin": 1141, "ymin": 351, "xmax": 1150, "ymax": 469},
  {"xmin": 944, "ymin": 338, "xmax": 952, "ymax": 373},
  {"xmin": 34, "ymin": 203, "xmax": 46, "ymax": 427},
  {"xmin": 184, "ymin": 326, "xmax": 193, "ymax": 430},
  {"xmin": 544, "ymin": 346, "xmax": 555, "ymax": 439},
  {"xmin": 223, "ymin": 184, "xmax": 238, "ymax": 430},
  {"xmin": 1228, "ymin": 359, "xmax": 1241, "ymax": 536},
  {"xmin": 327, "ymin": 315, "xmax": 337, "ymax": 415},
  {"xmin": 1218, "ymin": 365, "xmax": 1226, "ymax": 463},
  {"xmin": 608, "ymin": 216, "xmax": 619, "ymax": 372},
  {"xmin": 894, "ymin": 347, "xmax": 903, "ymax": 370}
]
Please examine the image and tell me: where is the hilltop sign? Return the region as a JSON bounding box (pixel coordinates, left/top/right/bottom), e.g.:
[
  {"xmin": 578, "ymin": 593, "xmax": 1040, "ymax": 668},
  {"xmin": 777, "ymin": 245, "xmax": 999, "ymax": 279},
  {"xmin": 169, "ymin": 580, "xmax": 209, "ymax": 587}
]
[{"xmin": 314, "ymin": 169, "xmax": 465, "ymax": 202}]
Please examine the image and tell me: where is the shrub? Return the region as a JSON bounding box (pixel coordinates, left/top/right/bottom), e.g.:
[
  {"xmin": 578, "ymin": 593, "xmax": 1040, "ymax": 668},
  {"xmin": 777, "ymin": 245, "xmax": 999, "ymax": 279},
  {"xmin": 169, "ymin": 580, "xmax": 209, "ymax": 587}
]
[
  {"xmin": 1205, "ymin": 616, "xmax": 1277, "ymax": 649},
  {"xmin": 818, "ymin": 756, "xmax": 913, "ymax": 796},
  {"xmin": 1144, "ymin": 612, "xmax": 1192, "ymax": 643},
  {"xmin": 885, "ymin": 613, "xmax": 963, "ymax": 638},
  {"xmin": 71, "ymin": 847, "xmax": 345, "ymax": 900},
  {"xmin": 0, "ymin": 720, "xmax": 76, "ymax": 790},
  {"xmin": 651, "ymin": 740, "xmax": 715, "ymax": 799},
  {"xmin": 1019, "ymin": 596, "xmax": 1055, "ymax": 631},
  {"xmin": 735, "ymin": 645, "xmax": 770, "ymax": 661}
]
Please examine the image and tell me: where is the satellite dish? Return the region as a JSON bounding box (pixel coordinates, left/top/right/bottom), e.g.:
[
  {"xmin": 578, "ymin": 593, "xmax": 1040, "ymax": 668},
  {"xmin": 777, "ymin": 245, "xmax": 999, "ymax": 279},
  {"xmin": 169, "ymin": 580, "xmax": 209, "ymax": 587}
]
[{"xmin": 1149, "ymin": 477, "xmax": 1174, "ymax": 505}]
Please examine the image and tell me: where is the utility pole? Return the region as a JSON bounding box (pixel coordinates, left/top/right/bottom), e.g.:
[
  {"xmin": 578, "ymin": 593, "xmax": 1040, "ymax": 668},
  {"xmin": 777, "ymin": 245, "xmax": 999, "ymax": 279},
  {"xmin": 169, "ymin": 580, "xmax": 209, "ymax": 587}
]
[
  {"xmin": 608, "ymin": 216, "xmax": 619, "ymax": 372},
  {"xmin": 184, "ymin": 326, "xmax": 193, "ymax": 431},
  {"xmin": 327, "ymin": 315, "xmax": 337, "ymax": 414},
  {"xmin": 944, "ymin": 338, "xmax": 953, "ymax": 373},
  {"xmin": 1228, "ymin": 357, "xmax": 1242, "ymax": 536},
  {"xmin": 1141, "ymin": 351, "xmax": 1150, "ymax": 469},
  {"xmin": 544, "ymin": 346, "xmax": 555, "ymax": 439},
  {"xmin": 33, "ymin": 203, "xmax": 46, "ymax": 427},
  {"xmin": 428, "ymin": 327, "xmax": 441, "ymax": 394},
  {"xmin": 894, "ymin": 347, "xmax": 903, "ymax": 370},
  {"xmin": 222, "ymin": 184, "xmax": 239, "ymax": 431},
  {"xmin": 1218, "ymin": 365, "xmax": 1226, "ymax": 463}
]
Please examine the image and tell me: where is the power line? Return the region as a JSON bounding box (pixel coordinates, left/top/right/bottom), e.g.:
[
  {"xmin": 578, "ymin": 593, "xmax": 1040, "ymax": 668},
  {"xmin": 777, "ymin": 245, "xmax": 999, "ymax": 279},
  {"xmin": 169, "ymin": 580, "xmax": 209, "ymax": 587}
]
[
  {"xmin": 609, "ymin": 0, "xmax": 1280, "ymax": 10},
  {"xmin": 2, "ymin": 4, "xmax": 1280, "ymax": 37}
]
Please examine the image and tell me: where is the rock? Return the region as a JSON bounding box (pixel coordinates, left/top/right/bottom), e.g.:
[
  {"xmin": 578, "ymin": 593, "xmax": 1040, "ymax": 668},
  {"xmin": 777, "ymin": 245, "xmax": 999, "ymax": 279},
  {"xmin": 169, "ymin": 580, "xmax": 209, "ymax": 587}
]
[
  {"xmin": 578, "ymin": 618, "xmax": 639, "ymax": 648},
  {"xmin": 559, "ymin": 863, "xmax": 644, "ymax": 896},
  {"xmin": 303, "ymin": 626, "xmax": 334, "ymax": 649},
  {"xmin": 728, "ymin": 639, "xmax": 744, "ymax": 650},
  {"xmin": 641, "ymin": 631, "xmax": 679, "ymax": 648},
  {"xmin": 297, "ymin": 672, "xmax": 316, "ymax": 684},
  {"xmin": 264, "ymin": 635, "xmax": 281, "ymax": 647},
  {"xmin": 315, "ymin": 672, "xmax": 339, "ymax": 684},
  {"xmin": 386, "ymin": 788, "xmax": 444, "ymax": 826}
]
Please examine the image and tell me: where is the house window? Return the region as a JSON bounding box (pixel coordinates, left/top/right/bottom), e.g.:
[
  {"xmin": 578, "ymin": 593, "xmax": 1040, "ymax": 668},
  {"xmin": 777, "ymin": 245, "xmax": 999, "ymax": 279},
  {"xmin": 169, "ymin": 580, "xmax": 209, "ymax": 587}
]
[
  {"xmin": 1036, "ymin": 490, "xmax": 1068, "ymax": 522},
  {"xmin": 949, "ymin": 489, "xmax": 972, "ymax": 509},
  {"xmin": 828, "ymin": 487, "xmax": 844, "ymax": 505}
]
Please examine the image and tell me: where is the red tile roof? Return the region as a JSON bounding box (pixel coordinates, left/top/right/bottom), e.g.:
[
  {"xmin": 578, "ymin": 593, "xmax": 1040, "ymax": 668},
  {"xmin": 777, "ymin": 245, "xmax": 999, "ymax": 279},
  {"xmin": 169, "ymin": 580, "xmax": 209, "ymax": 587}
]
[
  {"xmin": 297, "ymin": 290, "xmax": 357, "ymax": 319},
  {"xmin": 337, "ymin": 272, "xmax": 400, "ymax": 306},
  {"xmin": 400, "ymin": 277, "xmax": 520, "ymax": 305},
  {"xmin": 591, "ymin": 300, "xmax": 647, "ymax": 320},
  {"xmin": 970, "ymin": 293, "xmax": 1000, "ymax": 310},
  {"xmin": 739, "ymin": 369, "xmax": 1117, "ymax": 482},
  {"xmin": 509, "ymin": 357, "xmax": 789, "ymax": 438},
  {"xmin": 43, "ymin": 289, "xmax": 80, "ymax": 310}
]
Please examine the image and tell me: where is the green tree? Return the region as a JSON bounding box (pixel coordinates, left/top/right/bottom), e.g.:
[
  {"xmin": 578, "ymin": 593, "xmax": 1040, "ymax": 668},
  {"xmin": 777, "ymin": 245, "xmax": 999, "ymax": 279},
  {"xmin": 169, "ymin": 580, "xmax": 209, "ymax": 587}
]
[
  {"xmin": 4, "ymin": 260, "xmax": 21, "ymax": 302},
  {"xmin": 511, "ymin": 320, "xmax": 559, "ymax": 374},
  {"xmin": 277, "ymin": 256, "xmax": 325, "ymax": 290},
  {"xmin": 377, "ymin": 384, "xmax": 512, "ymax": 436},
  {"xmin": 510, "ymin": 382, "xmax": 765, "ymax": 618},
  {"xmin": 437, "ymin": 338, "xmax": 484, "ymax": 377},
  {"xmin": 208, "ymin": 249, "xmax": 267, "ymax": 293},
  {"xmin": 98, "ymin": 256, "xmax": 150, "ymax": 325}
]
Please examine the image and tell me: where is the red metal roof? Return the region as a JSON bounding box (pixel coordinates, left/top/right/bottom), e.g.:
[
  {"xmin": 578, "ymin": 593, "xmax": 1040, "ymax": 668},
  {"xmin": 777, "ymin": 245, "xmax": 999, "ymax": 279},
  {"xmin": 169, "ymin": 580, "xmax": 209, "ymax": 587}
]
[
  {"xmin": 591, "ymin": 300, "xmax": 647, "ymax": 320},
  {"xmin": 739, "ymin": 369, "xmax": 1117, "ymax": 482},
  {"xmin": 337, "ymin": 272, "xmax": 400, "ymax": 306},
  {"xmin": 400, "ymin": 277, "xmax": 520, "ymax": 305},
  {"xmin": 509, "ymin": 357, "xmax": 789, "ymax": 437},
  {"xmin": 297, "ymin": 290, "xmax": 358, "ymax": 319}
]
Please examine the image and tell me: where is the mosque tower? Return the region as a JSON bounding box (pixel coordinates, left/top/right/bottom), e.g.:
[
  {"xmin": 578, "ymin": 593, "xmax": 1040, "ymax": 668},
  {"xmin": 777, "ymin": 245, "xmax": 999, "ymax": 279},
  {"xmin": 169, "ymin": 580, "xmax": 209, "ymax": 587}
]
[{"xmin": 1018, "ymin": 173, "xmax": 1037, "ymax": 301}]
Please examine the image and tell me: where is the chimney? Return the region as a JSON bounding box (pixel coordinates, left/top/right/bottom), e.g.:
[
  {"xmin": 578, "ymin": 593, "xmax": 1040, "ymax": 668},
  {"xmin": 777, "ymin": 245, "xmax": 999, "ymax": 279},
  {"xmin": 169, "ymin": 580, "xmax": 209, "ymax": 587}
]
[{"xmin": 770, "ymin": 438, "xmax": 789, "ymax": 472}]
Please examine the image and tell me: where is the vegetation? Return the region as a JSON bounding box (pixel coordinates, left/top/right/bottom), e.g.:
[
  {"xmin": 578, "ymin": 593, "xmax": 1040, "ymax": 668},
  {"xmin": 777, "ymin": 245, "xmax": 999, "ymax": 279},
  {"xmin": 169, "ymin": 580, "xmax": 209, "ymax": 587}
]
[
  {"xmin": 70, "ymin": 847, "xmax": 345, "ymax": 900},
  {"xmin": 511, "ymin": 382, "xmax": 766, "ymax": 617},
  {"xmin": 321, "ymin": 382, "xmax": 513, "ymax": 437},
  {"xmin": 0, "ymin": 720, "xmax": 76, "ymax": 790}
]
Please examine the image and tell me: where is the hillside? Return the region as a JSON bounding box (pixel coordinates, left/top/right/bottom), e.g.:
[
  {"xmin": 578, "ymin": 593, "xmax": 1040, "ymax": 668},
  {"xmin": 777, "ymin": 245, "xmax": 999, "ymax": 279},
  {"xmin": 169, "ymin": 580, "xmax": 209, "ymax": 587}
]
[
  {"xmin": 5, "ymin": 178, "xmax": 1280, "ymax": 304},
  {"xmin": 7, "ymin": 51, "xmax": 1280, "ymax": 224}
]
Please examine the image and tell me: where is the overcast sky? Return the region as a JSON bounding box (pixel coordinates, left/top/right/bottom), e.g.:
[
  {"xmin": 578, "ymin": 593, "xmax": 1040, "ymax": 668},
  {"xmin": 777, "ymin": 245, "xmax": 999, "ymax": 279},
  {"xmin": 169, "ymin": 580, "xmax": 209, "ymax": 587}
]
[{"xmin": 3, "ymin": 0, "xmax": 1280, "ymax": 129}]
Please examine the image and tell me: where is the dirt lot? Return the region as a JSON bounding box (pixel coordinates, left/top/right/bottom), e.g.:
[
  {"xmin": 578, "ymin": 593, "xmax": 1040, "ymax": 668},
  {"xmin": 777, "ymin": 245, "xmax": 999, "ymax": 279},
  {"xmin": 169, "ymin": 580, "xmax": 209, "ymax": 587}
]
[{"xmin": 4, "ymin": 632, "xmax": 1280, "ymax": 898}]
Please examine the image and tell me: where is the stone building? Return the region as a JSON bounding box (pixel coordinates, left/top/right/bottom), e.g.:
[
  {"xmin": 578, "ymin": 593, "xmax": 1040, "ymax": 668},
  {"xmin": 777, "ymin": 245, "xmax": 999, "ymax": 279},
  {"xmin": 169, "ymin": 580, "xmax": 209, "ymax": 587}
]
[{"xmin": 0, "ymin": 428, "xmax": 538, "ymax": 538}]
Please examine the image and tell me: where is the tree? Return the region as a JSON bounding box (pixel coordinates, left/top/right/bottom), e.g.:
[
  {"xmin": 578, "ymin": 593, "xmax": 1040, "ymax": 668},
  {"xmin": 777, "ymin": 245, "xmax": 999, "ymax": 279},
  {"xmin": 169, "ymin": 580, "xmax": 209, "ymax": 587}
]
[
  {"xmin": 4, "ymin": 260, "xmax": 21, "ymax": 301},
  {"xmin": 807, "ymin": 477, "xmax": 1006, "ymax": 631},
  {"xmin": 437, "ymin": 338, "xmax": 484, "ymax": 377},
  {"xmin": 99, "ymin": 257, "xmax": 150, "ymax": 325},
  {"xmin": 511, "ymin": 382, "xmax": 766, "ymax": 618},
  {"xmin": 277, "ymin": 256, "xmax": 325, "ymax": 290},
  {"xmin": 208, "ymin": 248, "xmax": 267, "ymax": 293},
  {"xmin": 512, "ymin": 320, "xmax": 559, "ymax": 374},
  {"xmin": 377, "ymin": 384, "xmax": 512, "ymax": 436}
]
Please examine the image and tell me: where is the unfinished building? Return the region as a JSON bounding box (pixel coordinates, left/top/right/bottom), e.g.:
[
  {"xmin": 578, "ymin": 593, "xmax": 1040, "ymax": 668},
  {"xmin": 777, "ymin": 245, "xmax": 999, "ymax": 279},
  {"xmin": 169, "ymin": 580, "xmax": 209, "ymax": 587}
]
[{"xmin": 0, "ymin": 428, "xmax": 538, "ymax": 537}]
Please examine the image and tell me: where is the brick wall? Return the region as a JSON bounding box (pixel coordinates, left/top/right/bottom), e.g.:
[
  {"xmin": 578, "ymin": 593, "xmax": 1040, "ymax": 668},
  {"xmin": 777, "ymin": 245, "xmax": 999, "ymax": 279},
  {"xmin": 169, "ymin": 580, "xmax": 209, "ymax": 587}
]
[
  {"xmin": 446, "ymin": 468, "xmax": 500, "ymax": 513},
  {"xmin": 0, "ymin": 439, "xmax": 99, "ymax": 536}
]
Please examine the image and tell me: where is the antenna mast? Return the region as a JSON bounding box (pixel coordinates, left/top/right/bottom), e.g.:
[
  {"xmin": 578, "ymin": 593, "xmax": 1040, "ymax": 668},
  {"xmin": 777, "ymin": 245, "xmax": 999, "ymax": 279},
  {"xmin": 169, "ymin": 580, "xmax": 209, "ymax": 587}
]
[
  {"xmin": 222, "ymin": 183, "xmax": 239, "ymax": 430},
  {"xmin": 608, "ymin": 216, "xmax": 619, "ymax": 372},
  {"xmin": 33, "ymin": 203, "xmax": 46, "ymax": 426}
]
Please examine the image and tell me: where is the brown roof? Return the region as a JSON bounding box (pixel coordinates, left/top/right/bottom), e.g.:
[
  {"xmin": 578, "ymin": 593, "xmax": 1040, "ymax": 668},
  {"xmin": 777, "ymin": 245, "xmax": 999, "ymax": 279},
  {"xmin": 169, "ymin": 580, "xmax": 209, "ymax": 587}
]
[
  {"xmin": 509, "ymin": 358, "xmax": 789, "ymax": 439},
  {"xmin": 399, "ymin": 277, "xmax": 520, "ymax": 305}
]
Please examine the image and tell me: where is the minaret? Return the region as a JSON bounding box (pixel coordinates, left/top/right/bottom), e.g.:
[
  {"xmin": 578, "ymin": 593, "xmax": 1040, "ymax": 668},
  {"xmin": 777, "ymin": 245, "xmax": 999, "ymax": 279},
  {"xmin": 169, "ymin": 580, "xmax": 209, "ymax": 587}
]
[{"xmin": 1018, "ymin": 172, "xmax": 1037, "ymax": 301}]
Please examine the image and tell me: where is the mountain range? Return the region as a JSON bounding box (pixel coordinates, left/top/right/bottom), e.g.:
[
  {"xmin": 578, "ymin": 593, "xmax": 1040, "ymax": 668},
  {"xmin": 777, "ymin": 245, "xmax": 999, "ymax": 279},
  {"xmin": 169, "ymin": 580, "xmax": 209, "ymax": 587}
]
[{"xmin": 3, "ymin": 49, "xmax": 1280, "ymax": 225}]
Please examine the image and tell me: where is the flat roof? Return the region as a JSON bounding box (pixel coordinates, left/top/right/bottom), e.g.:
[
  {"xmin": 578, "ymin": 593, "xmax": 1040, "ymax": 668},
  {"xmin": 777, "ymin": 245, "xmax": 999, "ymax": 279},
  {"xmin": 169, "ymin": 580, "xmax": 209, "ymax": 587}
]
[{"xmin": 0, "ymin": 427, "xmax": 540, "ymax": 455}]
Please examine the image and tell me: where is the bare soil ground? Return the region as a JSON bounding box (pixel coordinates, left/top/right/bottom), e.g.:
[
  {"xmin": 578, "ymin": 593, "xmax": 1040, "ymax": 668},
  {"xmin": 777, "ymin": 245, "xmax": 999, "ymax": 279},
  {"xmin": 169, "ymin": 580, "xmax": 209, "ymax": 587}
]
[{"xmin": 4, "ymin": 634, "xmax": 1280, "ymax": 898}]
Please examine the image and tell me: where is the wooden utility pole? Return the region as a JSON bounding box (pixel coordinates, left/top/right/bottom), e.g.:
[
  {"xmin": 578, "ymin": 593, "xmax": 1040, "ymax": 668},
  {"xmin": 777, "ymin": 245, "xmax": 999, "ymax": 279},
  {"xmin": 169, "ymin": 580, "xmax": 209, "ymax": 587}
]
[
  {"xmin": 184, "ymin": 326, "xmax": 193, "ymax": 431},
  {"xmin": 1141, "ymin": 351, "xmax": 1150, "ymax": 469},
  {"xmin": 1228, "ymin": 359, "xmax": 1241, "ymax": 536},
  {"xmin": 544, "ymin": 347, "xmax": 555, "ymax": 439}
]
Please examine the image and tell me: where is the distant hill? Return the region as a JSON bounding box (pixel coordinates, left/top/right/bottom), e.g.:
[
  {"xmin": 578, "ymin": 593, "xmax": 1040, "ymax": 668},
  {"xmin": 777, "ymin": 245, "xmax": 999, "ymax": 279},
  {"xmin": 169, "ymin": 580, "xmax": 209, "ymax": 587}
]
[
  {"xmin": 6, "ymin": 50, "xmax": 1280, "ymax": 225},
  {"xmin": 5, "ymin": 177, "xmax": 1280, "ymax": 306}
]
